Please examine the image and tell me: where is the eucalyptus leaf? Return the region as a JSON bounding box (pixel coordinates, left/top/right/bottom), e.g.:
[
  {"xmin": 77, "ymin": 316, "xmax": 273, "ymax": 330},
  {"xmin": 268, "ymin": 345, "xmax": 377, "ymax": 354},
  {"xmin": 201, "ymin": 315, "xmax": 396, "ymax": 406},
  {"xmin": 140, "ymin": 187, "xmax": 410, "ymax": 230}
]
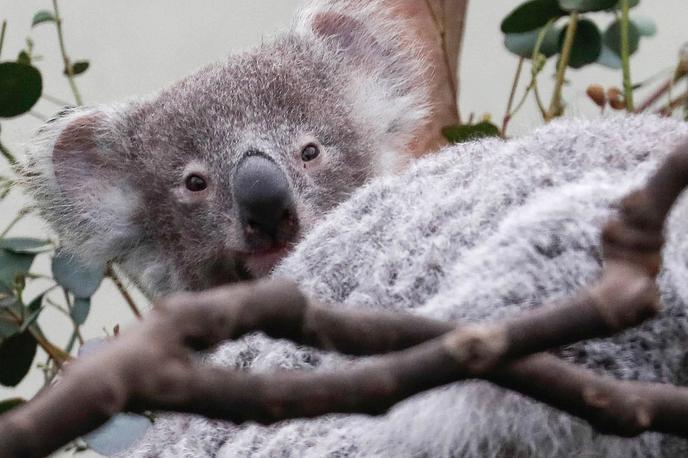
[
  {"xmin": 63, "ymin": 60, "xmax": 89, "ymax": 76},
  {"xmin": 442, "ymin": 122, "xmax": 500, "ymax": 144},
  {"xmin": 0, "ymin": 62, "xmax": 43, "ymax": 118},
  {"xmin": 504, "ymin": 26, "xmax": 560, "ymax": 58},
  {"xmin": 31, "ymin": 10, "xmax": 56, "ymax": 27},
  {"xmin": 501, "ymin": 0, "xmax": 565, "ymax": 34},
  {"xmin": 84, "ymin": 413, "xmax": 151, "ymax": 456},
  {"xmin": 0, "ymin": 331, "xmax": 37, "ymax": 386},
  {"xmin": 0, "ymin": 397, "xmax": 26, "ymax": 415},
  {"xmin": 0, "ymin": 238, "xmax": 52, "ymax": 254},
  {"xmin": 71, "ymin": 297, "xmax": 91, "ymax": 325},
  {"xmin": 19, "ymin": 294, "xmax": 44, "ymax": 332},
  {"xmin": 559, "ymin": 19, "xmax": 602, "ymax": 68},
  {"xmin": 597, "ymin": 44, "xmax": 623, "ymax": 68},
  {"xmin": 0, "ymin": 312, "xmax": 20, "ymax": 340},
  {"xmin": 558, "ymin": 0, "xmax": 616, "ymax": 12},
  {"xmin": 51, "ymin": 250, "xmax": 105, "ymax": 298},
  {"xmin": 604, "ymin": 19, "xmax": 640, "ymax": 56},
  {"xmin": 632, "ymin": 16, "xmax": 656, "ymax": 37},
  {"xmin": 0, "ymin": 249, "xmax": 35, "ymax": 292}
]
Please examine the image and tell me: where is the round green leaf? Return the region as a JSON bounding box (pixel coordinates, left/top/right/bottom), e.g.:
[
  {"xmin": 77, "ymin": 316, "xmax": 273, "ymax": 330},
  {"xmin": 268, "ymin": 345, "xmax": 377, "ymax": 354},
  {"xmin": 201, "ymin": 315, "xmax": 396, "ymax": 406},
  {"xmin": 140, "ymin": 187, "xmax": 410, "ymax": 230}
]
[
  {"xmin": 631, "ymin": 16, "xmax": 656, "ymax": 37},
  {"xmin": 596, "ymin": 44, "xmax": 623, "ymax": 68},
  {"xmin": 442, "ymin": 122, "xmax": 500, "ymax": 144},
  {"xmin": 31, "ymin": 10, "xmax": 56, "ymax": 27},
  {"xmin": 52, "ymin": 250, "xmax": 105, "ymax": 298},
  {"xmin": 63, "ymin": 60, "xmax": 89, "ymax": 77},
  {"xmin": 504, "ymin": 26, "xmax": 560, "ymax": 58},
  {"xmin": 558, "ymin": 0, "xmax": 617, "ymax": 12},
  {"xmin": 0, "ymin": 312, "xmax": 20, "ymax": 340},
  {"xmin": 71, "ymin": 297, "xmax": 91, "ymax": 325},
  {"xmin": 604, "ymin": 19, "xmax": 640, "ymax": 57},
  {"xmin": 0, "ymin": 62, "xmax": 42, "ymax": 118},
  {"xmin": 559, "ymin": 19, "xmax": 602, "ymax": 68},
  {"xmin": 0, "ymin": 238, "xmax": 52, "ymax": 254},
  {"xmin": 501, "ymin": 0, "xmax": 565, "ymax": 33},
  {"xmin": 0, "ymin": 397, "xmax": 26, "ymax": 415},
  {"xmin": 0, "ymin": 331, "xmax": 37, "ymax": 387},
  {"xmin": 0, "ymin": 249, "xmax": 35, "ymax": 292}
]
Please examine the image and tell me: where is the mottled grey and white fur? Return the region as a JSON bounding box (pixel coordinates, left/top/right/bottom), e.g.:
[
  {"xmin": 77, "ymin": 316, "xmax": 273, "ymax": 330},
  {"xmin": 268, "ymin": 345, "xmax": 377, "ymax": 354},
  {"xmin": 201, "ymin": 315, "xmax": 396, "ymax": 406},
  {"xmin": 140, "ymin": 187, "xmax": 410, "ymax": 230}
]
[
  {"xmin": 21, "ymin": 0, "xmax": 688, "ymax": 456},
  {"xmin": 22, "ymin": 1, "xmax": 429, "ymax": 296},
  {"xmin": 124, "ymin": 115, "xmax": 688, "ymax": 457}
]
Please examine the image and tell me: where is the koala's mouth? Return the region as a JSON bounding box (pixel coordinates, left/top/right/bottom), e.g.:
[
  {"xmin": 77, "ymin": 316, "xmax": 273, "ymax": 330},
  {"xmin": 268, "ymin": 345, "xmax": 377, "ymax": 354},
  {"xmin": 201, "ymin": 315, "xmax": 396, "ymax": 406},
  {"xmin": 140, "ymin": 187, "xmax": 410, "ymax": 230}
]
[{"xmin": 240, "ymin": 243, "xmax": 293, "ymax": 277}]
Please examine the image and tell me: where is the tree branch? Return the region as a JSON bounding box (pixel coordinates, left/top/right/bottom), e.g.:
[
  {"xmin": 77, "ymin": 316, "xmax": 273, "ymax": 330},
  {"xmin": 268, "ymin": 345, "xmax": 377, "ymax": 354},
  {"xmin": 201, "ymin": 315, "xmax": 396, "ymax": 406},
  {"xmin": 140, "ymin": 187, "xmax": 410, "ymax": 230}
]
[{"xmin": 1, "ymin": 140, "xmax": 688, "ymax": 458}]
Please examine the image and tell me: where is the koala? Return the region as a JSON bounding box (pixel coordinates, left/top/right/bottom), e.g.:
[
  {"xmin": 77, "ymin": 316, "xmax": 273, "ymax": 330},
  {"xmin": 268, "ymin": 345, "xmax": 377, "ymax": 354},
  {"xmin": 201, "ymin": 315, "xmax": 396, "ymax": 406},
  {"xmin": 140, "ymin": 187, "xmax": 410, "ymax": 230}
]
[
  {"xmin": 22, "ymin": 1, "xmax": 430, "ymax": 297},
  {"xmin": 127, "ymin": 115, "xmax": 688, "ymax": 458}
]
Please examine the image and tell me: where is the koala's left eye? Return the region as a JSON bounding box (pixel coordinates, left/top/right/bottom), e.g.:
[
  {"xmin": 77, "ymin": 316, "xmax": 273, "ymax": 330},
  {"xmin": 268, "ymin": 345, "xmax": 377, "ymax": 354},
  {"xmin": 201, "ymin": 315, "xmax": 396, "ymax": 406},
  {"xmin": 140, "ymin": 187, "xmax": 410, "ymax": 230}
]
[
  {"xmin": 185, "ymin": 174, "xmax": 207, "ymax": 192},
  {"xmin": 301, "ymin": 143, "xmax": 320, "ymax": 162}
]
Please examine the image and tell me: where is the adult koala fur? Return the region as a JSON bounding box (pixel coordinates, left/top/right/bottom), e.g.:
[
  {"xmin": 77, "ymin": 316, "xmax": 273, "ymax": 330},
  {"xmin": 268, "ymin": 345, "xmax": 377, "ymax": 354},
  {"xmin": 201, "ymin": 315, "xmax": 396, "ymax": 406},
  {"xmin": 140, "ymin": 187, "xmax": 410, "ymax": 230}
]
[
  {"xmin": 21, "ymin": 1, "xmax": 688, "ymax": 457},
  {"xmin": 124, "ymin": 114, "xmax": 688, "ymax": 457},
  {"xmin": 22, "ymin": 1, "xmax": 429, "ymax": 296}
]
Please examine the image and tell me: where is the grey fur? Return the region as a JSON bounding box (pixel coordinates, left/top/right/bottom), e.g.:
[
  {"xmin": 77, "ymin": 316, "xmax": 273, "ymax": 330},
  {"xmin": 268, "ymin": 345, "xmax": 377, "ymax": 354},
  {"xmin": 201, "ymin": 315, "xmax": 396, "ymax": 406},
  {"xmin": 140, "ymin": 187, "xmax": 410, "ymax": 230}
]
[
  {"xmin": 21, "ymin": 1, "xmax": 429, "ymax": 296},
  {"xmin": 125, "ymin": 115, "xmax": 688, "ymax": 457}
]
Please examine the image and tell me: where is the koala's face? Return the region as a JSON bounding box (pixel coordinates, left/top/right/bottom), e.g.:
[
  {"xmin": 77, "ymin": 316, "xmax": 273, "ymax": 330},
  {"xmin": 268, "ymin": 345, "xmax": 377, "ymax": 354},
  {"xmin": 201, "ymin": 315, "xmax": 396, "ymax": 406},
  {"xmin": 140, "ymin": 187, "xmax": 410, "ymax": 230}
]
[{"xmin": 24, "ymin": 8, "xmax": 428, "ymax": 296}]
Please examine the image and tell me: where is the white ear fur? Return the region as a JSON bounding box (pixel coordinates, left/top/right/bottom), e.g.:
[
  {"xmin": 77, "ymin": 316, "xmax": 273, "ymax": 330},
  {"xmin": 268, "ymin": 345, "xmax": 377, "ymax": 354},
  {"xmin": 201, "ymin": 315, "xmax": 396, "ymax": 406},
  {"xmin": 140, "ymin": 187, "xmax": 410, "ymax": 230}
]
[
  {"xmin": 295, "ymin": 2, "xmax": 431, "ymax": 171},
  {"xmin": 21, "ymin": 104, "xmax": 140, "ymax": 267}
]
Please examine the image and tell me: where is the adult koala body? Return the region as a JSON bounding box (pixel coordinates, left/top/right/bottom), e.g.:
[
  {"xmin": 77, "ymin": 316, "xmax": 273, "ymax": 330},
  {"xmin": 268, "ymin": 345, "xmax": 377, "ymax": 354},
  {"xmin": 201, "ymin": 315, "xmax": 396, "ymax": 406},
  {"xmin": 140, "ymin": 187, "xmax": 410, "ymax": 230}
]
[
  {"xmin": 126, "ymin": 115, "xmax": 688, "ymax": 457},
  {"xmin": 23, "ymin": 1, "xmax": 429, "ymax": 296}
]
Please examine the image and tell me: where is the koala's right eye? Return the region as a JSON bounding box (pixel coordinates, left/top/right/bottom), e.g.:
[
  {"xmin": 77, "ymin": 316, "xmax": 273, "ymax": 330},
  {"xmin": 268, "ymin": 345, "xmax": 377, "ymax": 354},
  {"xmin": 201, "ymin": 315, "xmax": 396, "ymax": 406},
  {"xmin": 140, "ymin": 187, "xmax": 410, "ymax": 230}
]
[{"xmin": 185, "ymin": 174, "xmax": 207, "ymax": 192}]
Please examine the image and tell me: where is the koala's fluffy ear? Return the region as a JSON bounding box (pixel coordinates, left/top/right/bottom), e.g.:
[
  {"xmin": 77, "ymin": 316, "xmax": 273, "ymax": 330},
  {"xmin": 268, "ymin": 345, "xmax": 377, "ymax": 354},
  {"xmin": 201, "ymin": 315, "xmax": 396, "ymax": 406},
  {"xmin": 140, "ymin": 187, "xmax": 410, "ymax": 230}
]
[
  {"xmin": 297, "ymin": 2, "xmax": 431, "ymax": 171},
  {"xmin": 22, "ymin": 106, "xmax": 141, "ymax": 267}
]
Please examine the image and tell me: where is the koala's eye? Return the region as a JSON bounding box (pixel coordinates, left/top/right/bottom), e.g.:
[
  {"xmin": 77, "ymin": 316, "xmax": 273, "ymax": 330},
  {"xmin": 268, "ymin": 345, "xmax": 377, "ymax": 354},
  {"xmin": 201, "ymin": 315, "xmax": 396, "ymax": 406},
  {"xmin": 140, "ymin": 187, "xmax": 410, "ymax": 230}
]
[
  {"xmin": 185, "ymin": 174, "xmax": 207, "ymax": 192},
  {"xmin": 301, "ymin": 143, "xmax": 320, "ymax": 162}
]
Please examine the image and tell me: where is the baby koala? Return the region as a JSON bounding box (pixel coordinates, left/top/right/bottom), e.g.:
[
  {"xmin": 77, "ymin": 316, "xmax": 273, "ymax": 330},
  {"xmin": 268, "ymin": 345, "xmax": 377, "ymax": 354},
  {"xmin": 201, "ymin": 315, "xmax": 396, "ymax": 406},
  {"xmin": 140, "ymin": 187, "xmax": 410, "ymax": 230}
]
[{"xmin": 22, "ymin": 2, "xmax": 429, "ymax": 296}]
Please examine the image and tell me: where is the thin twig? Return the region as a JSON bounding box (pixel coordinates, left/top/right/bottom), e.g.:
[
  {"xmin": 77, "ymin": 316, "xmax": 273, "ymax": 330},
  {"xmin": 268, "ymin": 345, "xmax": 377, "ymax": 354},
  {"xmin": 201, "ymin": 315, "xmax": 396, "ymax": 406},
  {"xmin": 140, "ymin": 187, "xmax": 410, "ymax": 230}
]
[
  {"xmin": 502, "ymin": 57, "xmax": 524, "ymax": 136},
  {"xmin": 657, "ymin": 90, "xmax": 688, "ymax": 116},
  {"xmin": 635, "ymin": 79, "xmax": 672, "ymax": 113},
  {"xmin": 0, "ymin": 208, "xmax": 30, "ymax": 238},
  {"xmin": 107, "ymin": 265, "xmax": 142, "ymax": 319},
  {"xmin": 51, "ymin": 0, "xmax": 83, "ymax": 105},
  {"xmin": 0, "ymin": 141, "xmax": 17, "ymax": 167},
  {"xmin": 0, "ymin": 20, "xmax": 6, "ymax": 60},
  {"xmin": 41, "ymin": 93, "xmax": 71, "ymax": 107}
]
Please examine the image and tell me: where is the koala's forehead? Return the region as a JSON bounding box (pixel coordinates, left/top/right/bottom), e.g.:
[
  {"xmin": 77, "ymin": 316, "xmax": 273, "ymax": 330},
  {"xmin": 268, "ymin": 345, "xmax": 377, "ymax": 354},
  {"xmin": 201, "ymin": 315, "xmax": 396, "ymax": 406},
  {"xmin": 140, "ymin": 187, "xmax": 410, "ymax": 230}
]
[{"xmin": 127, "ymin": 36, "xmax": 349, "ymax": 157}]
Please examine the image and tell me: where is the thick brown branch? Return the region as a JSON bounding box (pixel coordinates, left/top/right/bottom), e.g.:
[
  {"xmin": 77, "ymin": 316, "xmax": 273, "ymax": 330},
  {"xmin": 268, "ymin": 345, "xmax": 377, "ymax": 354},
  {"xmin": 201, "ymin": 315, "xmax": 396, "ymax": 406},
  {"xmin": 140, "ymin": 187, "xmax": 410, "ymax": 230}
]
[
  {"xmin": 2, "ymin": 140, "xmax": 688, "ymax": 457},
  {"xmin": 389, "ymin": 0, "xmax": 468, "ymax": 156}
]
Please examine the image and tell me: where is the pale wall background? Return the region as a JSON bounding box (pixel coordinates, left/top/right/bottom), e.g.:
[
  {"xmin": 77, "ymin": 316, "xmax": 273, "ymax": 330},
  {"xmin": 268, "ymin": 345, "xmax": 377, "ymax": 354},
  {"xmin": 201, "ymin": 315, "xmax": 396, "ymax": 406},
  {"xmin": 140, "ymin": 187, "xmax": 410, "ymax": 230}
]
[{"xmin": 0, "ymin": 1, "xmax": 685, "ymax": 456}]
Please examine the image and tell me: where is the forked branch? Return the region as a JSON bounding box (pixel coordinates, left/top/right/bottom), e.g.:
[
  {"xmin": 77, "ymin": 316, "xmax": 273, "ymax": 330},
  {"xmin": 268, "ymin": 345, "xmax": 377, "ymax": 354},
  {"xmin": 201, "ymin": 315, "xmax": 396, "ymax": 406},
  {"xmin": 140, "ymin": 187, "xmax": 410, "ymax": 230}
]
[{"xmin": 1, "ymin": 141, "xmax": 688, "ymax": 458}]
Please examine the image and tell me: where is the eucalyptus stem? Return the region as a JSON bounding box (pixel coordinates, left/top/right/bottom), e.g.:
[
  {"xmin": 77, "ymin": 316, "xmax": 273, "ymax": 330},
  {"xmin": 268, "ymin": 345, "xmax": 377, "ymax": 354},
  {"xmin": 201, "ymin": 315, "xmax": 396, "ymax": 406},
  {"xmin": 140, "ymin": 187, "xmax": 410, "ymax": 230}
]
[
  {"xmin": 0, "ymin": 208, "xmax": 29, "ymax": 238},
  {"xmin": 0, "ymin": 20, "xmax": 7, "ymax": 60},
  {"xmin": 619, "ymin": 0, "xmax": 634, "ymax": 111},
  {"xmin": 508, "ymin": 21, "xmax": 553, "ymax": 123},
  {"xmin": 51, "ymin": 0, "xmax": 83, "ymax": 106},
  {"xmin": 5, "ymin": 308, "xmax": 71, "ymax": 364},
  {"xmin": 107, "ymin": 265, "xmax": 142, "ymax": 319},
  {"xmin": 502, "ymin": 57, "xmax": 524, "ymax": 136},
  {"xmin": 0, "ymin": 141, "xmax": 17, "ymax": 167},
  {"xmin": 546, "ymin": 11, "xmax": 579, "ymax": 121}
]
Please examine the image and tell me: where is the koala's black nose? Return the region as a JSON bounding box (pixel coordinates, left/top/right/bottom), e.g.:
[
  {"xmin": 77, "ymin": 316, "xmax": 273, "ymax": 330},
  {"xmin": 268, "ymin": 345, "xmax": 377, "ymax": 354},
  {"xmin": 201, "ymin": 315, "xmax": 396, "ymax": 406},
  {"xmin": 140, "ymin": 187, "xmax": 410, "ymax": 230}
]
[{"xmin": 232, "ymin": 153, "xmax": 297, "ymax": 243}]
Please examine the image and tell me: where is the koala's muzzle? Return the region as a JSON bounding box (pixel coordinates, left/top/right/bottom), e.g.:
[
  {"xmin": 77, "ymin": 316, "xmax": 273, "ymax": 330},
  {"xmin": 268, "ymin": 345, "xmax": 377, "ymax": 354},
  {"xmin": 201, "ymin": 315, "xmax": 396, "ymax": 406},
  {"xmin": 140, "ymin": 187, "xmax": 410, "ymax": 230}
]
[{"xmin": 232, "ymin": 153, "xmax": 298, "ymax": 247}]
